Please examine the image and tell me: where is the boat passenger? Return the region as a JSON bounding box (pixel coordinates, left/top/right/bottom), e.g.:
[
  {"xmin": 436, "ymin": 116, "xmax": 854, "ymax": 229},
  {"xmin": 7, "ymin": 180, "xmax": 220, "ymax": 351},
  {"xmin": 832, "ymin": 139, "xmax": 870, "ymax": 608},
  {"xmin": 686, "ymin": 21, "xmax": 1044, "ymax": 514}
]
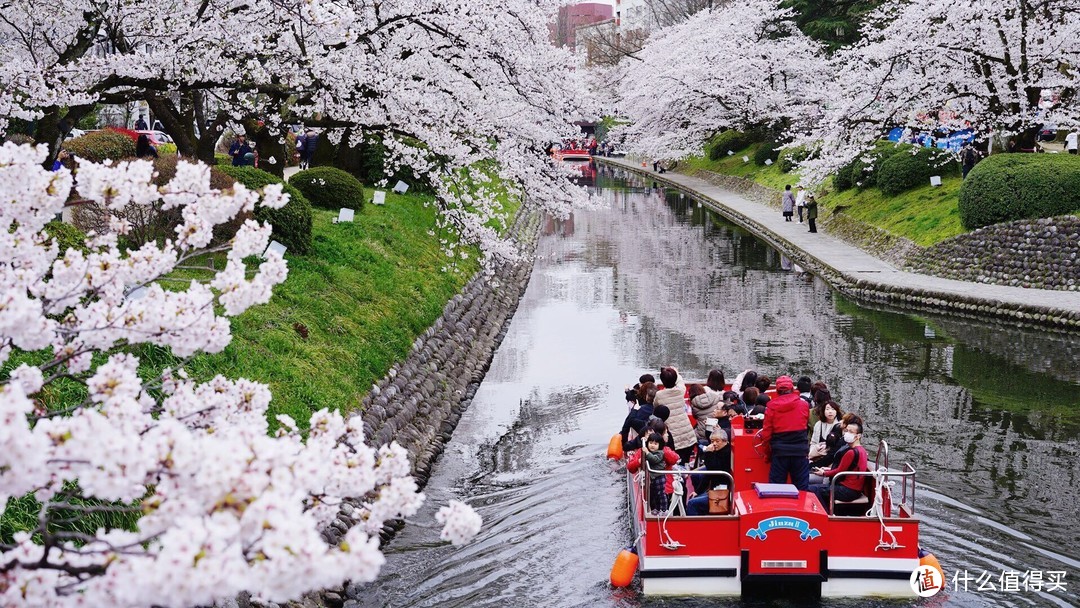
[
  {"xmin": 627, "ymin": 432, "xmax": 680, "ymax": 515},
  {"xmin": 619, "ymin": 382, "xmax": 657, "ymax": 451},
  {"xmin": 731, "ymin": 370, "xmax": 758, "ymax": 395},
  {"xmin": 754, "ymin": 375, "xmax": 772, "ymax": 396},
  {"xmin": 690, "ymin": 383, "xmax": 722, "ymax": 442},
  {"xmin": 758, "ymin": 375, "xmax": 811, "ymax": 490},
  {"xmin": 624, "ymin": 373, "xmax": 656, "ymax": 405},
  {"xmin": 808, "ymin": 400, "xmax": 845, "ymax": 484},
  {"xmin": 797, "ymin": 376, "xmax": 813, "ymax": 404},
  {"xmin": 655, "ymin": 367, "xmax": 697, "ymax": 465},
  {"xmin": 704, "ymin": 369, "xmax": 726, "ymax": 400},
  {"xmin": 824, "ymin": 412, "xmax": 864, "ymax": 471},
  {"xmin": 686, "ymin": 429, "xmax": 733, "ymax": 515},
  {"xmin": 810, "ymin": 420, "xmax": 868, "ymax": 513}
]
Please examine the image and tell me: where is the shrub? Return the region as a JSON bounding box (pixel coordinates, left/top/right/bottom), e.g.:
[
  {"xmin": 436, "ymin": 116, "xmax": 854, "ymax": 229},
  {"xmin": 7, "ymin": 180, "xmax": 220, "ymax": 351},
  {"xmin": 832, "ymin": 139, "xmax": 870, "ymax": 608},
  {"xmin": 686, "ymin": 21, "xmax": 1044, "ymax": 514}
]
[
  {"xmin": 833, "ymin": 163, "xmax": 855, "ymax": 191},
  {"xmin": 158, "ymin": 143, "xmax": 178, "ymax": 156},
  {"xmin": 878, "ymin": 147, "xmax": 958, "ymax": 196},
  {"xmin": 837, "ymin": 141, "xmax": 915, "ymax": 190},
  {"xmin": 217, "ymin": 165, "xmax": 313, "ymax": 254},
  {"xmin": 958, "ymin": 154, "xmax": 1080, "ymax": 229},
  {"xmin": 43, "ymin": 220, "xmax": 87, "ymax": 254},
  {"xmin": 708, "ymin": 130, "xmax": 747, "ymax": 160},
  {"xmin": 289, "ymin": 166, "xmax": 366, "ymax": 210},
  {"xmin": 753, "ymin": 141, "xmax": 780, "ymax": 166},
  {"xmin": 63, "ymin": 129, "xmax": 136, "ymax": 163},
  {"xmin": 779, "ymin": 146, "xmax": 809, "ymax": 173},
  {"xmin": 155, "ymin": 156, "xmax": 241, "ymax": 245}
]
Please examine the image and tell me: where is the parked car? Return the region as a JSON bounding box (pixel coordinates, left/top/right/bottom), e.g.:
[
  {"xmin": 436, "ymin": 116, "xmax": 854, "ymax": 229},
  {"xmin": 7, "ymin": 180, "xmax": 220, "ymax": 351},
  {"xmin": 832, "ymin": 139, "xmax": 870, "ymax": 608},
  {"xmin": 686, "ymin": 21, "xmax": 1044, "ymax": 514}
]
[
  {"xmin": 1038, "ymin": 124, "xmax": 1058, "ymax": 142},
  {"xmin": 135, "ymin": 130, "xmax": 174, "ymax": 146}
]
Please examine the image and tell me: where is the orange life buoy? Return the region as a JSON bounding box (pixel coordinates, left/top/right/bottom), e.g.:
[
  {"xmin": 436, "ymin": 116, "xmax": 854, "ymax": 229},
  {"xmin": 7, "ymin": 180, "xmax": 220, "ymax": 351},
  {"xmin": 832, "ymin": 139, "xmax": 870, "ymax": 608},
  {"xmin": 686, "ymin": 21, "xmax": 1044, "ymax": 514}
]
[
  {"xmin": 606, "ymin": 434, "xmax": 624, "ymax": 460},
  {"xmin": 610, "ymin": 546, "xmax": 639, "ymax": 587}
]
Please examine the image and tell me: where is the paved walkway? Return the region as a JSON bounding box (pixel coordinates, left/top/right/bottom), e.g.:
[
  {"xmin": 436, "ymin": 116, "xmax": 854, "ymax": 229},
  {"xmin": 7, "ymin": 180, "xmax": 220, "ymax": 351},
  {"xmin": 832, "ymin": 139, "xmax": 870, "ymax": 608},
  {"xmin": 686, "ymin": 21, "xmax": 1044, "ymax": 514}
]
[{"xmin": 596, "ymin": 156, "xmax": 1080, "ymax": 329}]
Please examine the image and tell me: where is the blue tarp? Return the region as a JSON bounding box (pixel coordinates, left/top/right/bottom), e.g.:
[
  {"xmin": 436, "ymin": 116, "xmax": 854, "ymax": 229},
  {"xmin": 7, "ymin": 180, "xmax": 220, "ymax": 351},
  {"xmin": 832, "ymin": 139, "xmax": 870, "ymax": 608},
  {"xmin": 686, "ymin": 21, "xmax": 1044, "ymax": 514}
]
[{"xmin": 884, "ymin": 127, "xmax": 974, "ymax": 151}]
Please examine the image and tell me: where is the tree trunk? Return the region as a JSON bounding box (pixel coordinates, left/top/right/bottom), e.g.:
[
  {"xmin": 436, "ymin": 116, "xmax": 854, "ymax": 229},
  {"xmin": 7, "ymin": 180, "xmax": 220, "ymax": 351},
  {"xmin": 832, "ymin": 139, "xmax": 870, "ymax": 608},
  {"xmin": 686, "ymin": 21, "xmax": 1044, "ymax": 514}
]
[{"xmin": 242, "ymin": 119, "xmax": 286, "ymax": 177}]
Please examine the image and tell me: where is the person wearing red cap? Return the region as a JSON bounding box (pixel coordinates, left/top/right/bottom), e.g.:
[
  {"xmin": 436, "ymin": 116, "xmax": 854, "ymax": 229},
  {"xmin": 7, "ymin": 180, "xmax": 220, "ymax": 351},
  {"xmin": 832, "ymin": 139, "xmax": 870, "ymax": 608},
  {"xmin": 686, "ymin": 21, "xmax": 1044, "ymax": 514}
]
[{"xmin": 758, "ymin": 375, "xmax": 811, "ymax": 490}]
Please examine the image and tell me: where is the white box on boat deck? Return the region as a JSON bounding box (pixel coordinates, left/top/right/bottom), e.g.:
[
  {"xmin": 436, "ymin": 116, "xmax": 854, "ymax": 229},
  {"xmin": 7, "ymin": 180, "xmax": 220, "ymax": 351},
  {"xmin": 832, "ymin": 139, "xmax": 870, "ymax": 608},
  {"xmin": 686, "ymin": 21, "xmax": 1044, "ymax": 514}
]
[
  {"xmin": 264, "ymin": 240, "xmax": 287, "ymax": 258},
  {"xmin": 930, "ymin": 175, "xmax": 942, "ymax": 186},
  {"xmin": 372, "ymin": 191, "xmax": 386, "ymax": 205},
  {"xmin": 337, "ymin": 208, "xmax": 355, "ymax": 223},
  {"xmin": 742, "ymin": 156, "xmax": 750, "ymax": 163},
  {"xmin": 393, "ymin": 180, "xmax": 409, "ymax": 194},
  {"xmin": 764, "ymin": 159, "xmax": 773, "ymax": 165}
]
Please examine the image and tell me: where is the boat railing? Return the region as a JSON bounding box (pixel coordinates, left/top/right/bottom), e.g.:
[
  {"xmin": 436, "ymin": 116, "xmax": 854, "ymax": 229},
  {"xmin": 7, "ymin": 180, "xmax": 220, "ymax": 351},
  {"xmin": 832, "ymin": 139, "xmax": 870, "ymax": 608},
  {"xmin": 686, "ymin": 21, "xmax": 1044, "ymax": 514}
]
[
  {"xmin": 642, "ymin": 465, "xmax": 735, "ymax": 516},
  {"xmin": 875, "ymin": 439, "xmax": 889, "ymax": 471},
  {"xmin": 830, "ymin": 467, "xmax": 917, "ymax": 517}
]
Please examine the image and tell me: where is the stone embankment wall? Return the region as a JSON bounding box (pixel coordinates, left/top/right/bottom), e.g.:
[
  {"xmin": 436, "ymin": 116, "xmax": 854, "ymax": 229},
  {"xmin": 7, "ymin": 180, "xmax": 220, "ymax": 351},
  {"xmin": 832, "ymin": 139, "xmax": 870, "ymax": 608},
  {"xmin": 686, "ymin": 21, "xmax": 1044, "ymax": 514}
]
[
  {"xmin": 689, "ymin": 169, "xmax": 924, "ymax": 268},
  {"xmin": 227, "ymin": 210, "xmax": 542, "ymax": 608},
  {"xmin": 908, "ymin": 216, "xmax": 1080, "ymax": 291}
]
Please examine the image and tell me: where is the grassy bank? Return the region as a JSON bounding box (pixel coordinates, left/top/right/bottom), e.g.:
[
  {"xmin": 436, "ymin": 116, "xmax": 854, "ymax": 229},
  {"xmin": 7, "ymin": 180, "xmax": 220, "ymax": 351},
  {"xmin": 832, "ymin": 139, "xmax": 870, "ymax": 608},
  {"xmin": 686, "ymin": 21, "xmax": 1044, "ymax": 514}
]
[{"xmin": 682, "ymin": 142, "xmax": 967, "ymax": 247}]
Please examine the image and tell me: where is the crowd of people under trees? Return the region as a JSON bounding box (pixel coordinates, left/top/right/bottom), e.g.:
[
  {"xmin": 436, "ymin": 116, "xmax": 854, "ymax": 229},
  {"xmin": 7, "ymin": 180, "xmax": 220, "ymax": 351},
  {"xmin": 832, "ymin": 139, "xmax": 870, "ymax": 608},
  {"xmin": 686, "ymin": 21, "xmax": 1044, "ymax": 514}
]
[{"xmin": 618, "ymin": 367, "xmax": 868, "ymax": 516}]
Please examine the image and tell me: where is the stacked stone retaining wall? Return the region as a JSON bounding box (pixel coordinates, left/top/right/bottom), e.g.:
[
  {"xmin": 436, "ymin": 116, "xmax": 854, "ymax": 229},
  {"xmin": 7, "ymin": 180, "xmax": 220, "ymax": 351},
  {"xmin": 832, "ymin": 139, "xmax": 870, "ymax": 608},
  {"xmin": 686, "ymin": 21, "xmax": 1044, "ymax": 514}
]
[
  {"xmin": 908, "ymin": 216, "xmax": 1080, "ymax": 291},
  {"xmin": 228, "ymin": 209, "xmax": 543, "ymax": 608}
]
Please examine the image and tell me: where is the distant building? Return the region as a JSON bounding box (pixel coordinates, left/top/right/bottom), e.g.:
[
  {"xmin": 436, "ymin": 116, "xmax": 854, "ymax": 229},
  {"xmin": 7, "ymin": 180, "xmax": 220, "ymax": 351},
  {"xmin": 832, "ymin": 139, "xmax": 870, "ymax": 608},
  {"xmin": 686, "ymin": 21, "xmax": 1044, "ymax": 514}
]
[
  {"xmin": 615, "ymin": 0, "xmax": 650, "ymax": 32},
  {"xmin": 552, "ymin": 2, "xmax": 614, "ymax": 50}
]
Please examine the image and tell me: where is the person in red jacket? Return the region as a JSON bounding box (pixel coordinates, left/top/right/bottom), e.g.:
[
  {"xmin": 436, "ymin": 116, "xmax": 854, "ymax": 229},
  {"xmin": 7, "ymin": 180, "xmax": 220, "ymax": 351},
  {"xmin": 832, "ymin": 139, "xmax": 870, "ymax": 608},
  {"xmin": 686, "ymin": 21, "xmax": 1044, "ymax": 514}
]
[
  {"xmin": 758, "ymin": 375, "xmax": 811, "ymax": 490},
  {"xmin": 628, "ymin": 433, "xmax": 680, "ymax": 514},
  {"xmin": 810, "ymin": 420, "xmax": 868, "ymax": 513}
]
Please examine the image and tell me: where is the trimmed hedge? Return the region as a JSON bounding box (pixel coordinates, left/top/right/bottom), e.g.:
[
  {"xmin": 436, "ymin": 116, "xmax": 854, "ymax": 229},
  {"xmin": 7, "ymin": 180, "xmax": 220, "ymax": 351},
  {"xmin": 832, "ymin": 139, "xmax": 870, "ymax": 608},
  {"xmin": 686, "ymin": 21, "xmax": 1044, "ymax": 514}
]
[
  {"xmin": 835, "ymin": 142, "xmax": 915, "ymax": 191},
  {"xmin": 62, "ymin": 129, "xmax": 136, "ymax": 163},
  {"xmin": 290, "ymin": 166, "xmax": 366, "ymax": 210},
  {"xmin": 779, "ymin": 146, "xmax": 808, "ymax": 173},
  {"xmin": 754, "ymin": 140, "xmax": 780, "ymax": 166},
  {"xmin": 708, "ymin": 130, "xmax": 748, "ymax": 160},
  {"xmin": 958, "ymin": 153, "xmax": 1080, "ymax": 229},
  {"xmin": 217, "ymin": 166, "xmax": 313, "ymax": 255},
  {"xmin": 877, "ymin": 147, "xmax": 958, "ymax": 196}
]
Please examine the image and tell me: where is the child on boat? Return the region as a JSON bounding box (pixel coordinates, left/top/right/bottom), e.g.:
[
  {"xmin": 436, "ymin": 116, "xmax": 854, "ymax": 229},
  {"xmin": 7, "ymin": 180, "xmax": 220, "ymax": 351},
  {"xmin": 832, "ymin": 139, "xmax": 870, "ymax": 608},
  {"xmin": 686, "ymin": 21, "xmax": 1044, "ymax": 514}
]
[{"xmin": 627, "ymin": 432, "xmax": 680, "ymax": 515}]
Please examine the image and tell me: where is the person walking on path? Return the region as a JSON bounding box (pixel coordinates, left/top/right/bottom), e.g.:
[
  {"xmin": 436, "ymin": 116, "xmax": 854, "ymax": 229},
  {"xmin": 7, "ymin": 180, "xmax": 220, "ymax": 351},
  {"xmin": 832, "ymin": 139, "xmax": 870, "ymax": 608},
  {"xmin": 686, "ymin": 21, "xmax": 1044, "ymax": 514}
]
[
  {"xmin": 228, "ymin": 134, "xmax": 252, "ymax": 167},
  {"xmin": 781, "ymin": 185, "xmax": 795, "ymax": 222},
  {"xmin": 1067, "ymin": 129, "xmax": 1079, "ymax": 155},
  {"xmin": 299, "ymin": 129, "xmax": 318, "ymax": 169},
  {"xmin": 795, "ymin": 185, "xmax": 807, "ymax": 223},
  {"xmin": 961, "ymin": 144, "xmax": 979, "ymax": 179},
  {"xmin": 805, "ymin": 193, "xmax": 819, "ymax": 233}
]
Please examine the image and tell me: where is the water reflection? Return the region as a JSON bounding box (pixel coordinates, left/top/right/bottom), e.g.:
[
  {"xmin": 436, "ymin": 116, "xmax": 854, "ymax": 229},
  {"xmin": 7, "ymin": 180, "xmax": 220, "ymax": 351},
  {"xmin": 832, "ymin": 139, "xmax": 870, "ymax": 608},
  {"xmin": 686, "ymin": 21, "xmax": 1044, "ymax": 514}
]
[{"xmin": 360, "ymin": 163, "xmax": 1079, "ymax": 608}]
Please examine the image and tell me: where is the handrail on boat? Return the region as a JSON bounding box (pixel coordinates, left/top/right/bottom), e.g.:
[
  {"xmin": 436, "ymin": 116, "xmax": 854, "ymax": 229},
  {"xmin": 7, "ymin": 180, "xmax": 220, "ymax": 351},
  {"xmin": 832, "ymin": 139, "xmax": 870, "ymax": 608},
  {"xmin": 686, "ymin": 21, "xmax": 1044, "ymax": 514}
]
[
  {"xmin": 642, "ymin": 465, "xmax": 735, "ymax": 516},
  {"xmin": 830, "ymin": 468, "xmax": 916, "ymax": 516}
]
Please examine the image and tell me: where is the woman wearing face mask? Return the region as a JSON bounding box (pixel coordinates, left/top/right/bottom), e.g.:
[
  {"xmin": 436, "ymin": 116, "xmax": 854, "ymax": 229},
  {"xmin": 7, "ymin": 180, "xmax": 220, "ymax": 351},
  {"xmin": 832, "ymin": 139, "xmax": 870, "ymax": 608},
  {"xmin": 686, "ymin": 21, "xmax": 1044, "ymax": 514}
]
[{"xmin": 809, "ymin": 420, "xmax": 868, "ymax": 513}]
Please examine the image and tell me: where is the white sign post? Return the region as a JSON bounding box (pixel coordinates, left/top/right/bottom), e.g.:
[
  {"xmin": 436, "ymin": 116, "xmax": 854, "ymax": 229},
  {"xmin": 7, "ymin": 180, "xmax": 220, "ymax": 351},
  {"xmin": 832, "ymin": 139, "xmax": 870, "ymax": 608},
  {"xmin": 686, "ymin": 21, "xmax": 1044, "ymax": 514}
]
[
  {"xmin": 392, "ymin": 181, "xmax": 409, "ymax": 194},
  {"xmin": 337, "ymin": 208, "xmax": 355, "ymax": 223},
  {"xmin": 372, "ymin": 191, "xmax": 386, "ymax": 205},
  {"xmin": 264, "ymin": 240, "xmax": 287, "ymax": 258}
]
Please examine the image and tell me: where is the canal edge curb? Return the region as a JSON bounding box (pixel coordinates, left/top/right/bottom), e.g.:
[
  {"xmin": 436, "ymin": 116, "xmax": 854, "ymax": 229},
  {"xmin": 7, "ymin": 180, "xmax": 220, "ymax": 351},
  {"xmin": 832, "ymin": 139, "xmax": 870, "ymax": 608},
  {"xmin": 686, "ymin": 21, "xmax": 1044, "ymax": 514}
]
[{"xmin": 596, "ymin": 157, "xmax": 1080, "ymax": 332}]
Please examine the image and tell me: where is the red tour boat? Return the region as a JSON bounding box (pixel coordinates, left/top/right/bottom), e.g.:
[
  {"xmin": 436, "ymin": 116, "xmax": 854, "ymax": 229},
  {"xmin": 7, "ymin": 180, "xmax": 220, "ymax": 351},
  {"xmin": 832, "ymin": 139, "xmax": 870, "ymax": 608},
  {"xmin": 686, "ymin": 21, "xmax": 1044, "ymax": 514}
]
[{"xmin": 614, "ymin": 389, "xmax": 933, "ymax": 599}]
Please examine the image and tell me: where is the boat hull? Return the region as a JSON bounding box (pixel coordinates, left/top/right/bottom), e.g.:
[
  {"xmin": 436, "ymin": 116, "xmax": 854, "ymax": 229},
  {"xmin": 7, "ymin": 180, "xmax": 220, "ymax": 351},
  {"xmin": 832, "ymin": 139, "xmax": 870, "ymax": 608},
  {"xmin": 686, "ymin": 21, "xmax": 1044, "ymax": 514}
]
[{"xmin": 625, "ymin": 426, "xmax": 922, "ymax": 599}]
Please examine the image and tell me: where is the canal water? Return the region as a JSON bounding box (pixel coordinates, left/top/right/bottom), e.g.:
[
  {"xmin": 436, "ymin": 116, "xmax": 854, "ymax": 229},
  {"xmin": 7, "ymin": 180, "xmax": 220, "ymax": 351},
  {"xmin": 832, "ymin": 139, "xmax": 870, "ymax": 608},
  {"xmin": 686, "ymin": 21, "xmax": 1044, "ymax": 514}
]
[{"xmin": 359, "ymin": 163, "xmax": 1080, "ymax": 608}]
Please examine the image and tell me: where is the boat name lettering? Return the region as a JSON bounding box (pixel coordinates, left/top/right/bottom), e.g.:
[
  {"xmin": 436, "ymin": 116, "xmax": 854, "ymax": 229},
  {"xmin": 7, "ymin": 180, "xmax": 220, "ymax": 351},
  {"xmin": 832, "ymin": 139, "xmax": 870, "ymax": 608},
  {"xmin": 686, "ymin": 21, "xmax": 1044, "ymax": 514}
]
[{"xmin": 746, "ymin": 516, "xmax": 821, "ymax": 541}]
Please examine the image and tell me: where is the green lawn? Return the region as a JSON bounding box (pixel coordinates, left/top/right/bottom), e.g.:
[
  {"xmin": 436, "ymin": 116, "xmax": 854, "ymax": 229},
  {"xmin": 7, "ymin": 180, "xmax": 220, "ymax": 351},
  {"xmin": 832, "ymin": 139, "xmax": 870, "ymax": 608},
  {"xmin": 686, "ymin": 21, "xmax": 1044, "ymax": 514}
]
[{"xmin": 682, "ymin": 142, "xmax": 967, "ymax": 247}]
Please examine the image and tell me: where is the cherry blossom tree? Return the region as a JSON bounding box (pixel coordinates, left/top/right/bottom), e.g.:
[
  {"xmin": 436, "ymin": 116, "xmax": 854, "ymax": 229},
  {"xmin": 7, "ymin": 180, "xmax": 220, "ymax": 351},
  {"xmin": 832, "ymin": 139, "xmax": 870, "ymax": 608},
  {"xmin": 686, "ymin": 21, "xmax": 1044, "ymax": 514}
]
[
  {"xmin": 607, "ymin": 0, "xmax": 828, "ymax": 161},
  {"xmin": 794, "ymin": 0, "xmax": 1080, "ymax": 183},
  {"xmin": 0, "ymin": 143, "xmax": 482, "ymax": 606},
  {"xmin": 0, "ymin": 0, "xmax": 592, "ymax": 259}
]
